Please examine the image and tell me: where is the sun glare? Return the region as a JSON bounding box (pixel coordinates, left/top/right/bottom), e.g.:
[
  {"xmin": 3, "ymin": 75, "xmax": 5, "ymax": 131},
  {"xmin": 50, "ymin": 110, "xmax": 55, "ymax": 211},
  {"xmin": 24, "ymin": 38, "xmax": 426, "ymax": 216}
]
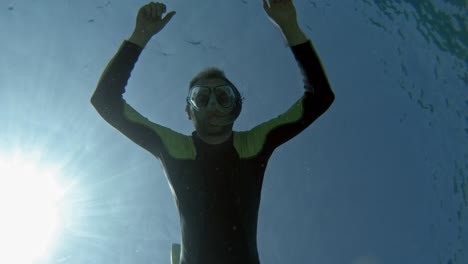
[{"xmin": 0, "ymin": 153, "xmax": 65, "ymax": 264}]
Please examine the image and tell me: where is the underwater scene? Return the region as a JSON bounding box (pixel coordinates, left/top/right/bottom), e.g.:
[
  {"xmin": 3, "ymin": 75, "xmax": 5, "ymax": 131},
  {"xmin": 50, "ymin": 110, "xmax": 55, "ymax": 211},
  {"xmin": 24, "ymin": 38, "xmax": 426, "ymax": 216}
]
[{"xmin": 0, "ymin": 0, "xmax": 466, "ymax": 263}]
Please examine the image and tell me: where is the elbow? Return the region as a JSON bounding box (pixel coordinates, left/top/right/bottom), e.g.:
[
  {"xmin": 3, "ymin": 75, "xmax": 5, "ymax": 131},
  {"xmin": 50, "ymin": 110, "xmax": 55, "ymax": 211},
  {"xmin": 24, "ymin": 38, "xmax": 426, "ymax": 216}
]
[
  {"xmin": 90, "ymin": 95, "xmax": 104, "ymax": 118},
  {"xmin": 324, "ymin": 92, "xmax": 335, "ymax": 109},
  {"xmin": 319, "ymin": 91, "xmax": 335, "ymax": 113},
  {"xmin": 328, "ymin": 91, "xmax": 335, "ymax": 104},
  {"xmin": 90, "ymin": 95, "xmax": 99, "ymax": 108},
  {"xmin": 90, "ymin": 88, "xmax": 98, "ymax": 104},
  {"xmin": 90, "ymin": 92, "xmax": 107, "ymax": 118},
  {"xmin": 90, "ymin": 89, "xmax": 105, "ymax": 109}
]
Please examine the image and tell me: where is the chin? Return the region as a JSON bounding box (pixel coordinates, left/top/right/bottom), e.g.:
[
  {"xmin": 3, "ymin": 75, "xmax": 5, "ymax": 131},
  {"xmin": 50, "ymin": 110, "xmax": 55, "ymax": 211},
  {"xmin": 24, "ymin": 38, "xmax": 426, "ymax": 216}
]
[
  {"xmin": 205, "ymin": 124, "xmax": 226, "ymax": 132},
  {"xmin": 198, "ymin": 122, "xmax": 231, "ymax": 134}
]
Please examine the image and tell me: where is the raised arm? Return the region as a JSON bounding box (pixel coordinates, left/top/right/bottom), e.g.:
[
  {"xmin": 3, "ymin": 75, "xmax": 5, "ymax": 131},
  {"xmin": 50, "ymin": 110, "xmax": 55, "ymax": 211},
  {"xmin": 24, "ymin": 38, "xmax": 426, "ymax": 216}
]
[
  {"xmin": 237, "ymin": 0, "xmax": 335, "ymax": 153},
  {"xmin": 91, "ymin": 3, "xmax": 178, "ymax": 158}
]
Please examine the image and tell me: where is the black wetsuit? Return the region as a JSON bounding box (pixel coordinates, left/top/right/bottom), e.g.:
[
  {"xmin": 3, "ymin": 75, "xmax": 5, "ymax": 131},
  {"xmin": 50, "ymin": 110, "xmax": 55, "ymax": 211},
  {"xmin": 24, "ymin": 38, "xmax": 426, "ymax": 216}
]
[{"xmin": 91, "ymin": 39, "xmax": 335, "ymax": 264}]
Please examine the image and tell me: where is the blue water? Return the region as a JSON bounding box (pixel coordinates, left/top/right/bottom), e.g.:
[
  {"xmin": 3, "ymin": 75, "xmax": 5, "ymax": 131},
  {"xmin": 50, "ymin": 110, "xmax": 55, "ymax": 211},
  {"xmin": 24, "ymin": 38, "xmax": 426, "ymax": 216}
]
[{"xmin": 0, "ymin": 0, "xmax": 466, "ymax": 263}]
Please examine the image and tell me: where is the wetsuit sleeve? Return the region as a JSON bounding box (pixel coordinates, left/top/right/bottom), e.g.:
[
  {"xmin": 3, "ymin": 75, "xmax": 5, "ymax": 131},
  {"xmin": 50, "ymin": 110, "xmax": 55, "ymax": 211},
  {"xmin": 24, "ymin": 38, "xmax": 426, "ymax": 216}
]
[
  {"xmin": 90, "ymin": 40, "xmax": 178, "ymax": 159},
  {"xmin": 236, "ymin": 40, "xmax": 335, "ymax": 156}
]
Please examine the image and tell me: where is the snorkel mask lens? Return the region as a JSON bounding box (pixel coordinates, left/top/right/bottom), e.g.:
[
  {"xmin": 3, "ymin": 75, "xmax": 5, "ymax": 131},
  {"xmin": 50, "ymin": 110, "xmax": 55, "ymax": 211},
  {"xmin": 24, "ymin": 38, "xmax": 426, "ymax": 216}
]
[{"xmin": 188, "ymin": 84, "xmax": 236, "ymax": 112}]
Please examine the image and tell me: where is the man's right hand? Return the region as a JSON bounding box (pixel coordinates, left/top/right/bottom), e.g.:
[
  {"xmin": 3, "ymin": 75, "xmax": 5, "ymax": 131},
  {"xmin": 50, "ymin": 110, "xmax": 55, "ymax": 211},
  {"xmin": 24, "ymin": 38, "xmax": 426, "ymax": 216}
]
[{"xmin": 130, "ymin": 2, "xmax": 176, "ymax": 47}]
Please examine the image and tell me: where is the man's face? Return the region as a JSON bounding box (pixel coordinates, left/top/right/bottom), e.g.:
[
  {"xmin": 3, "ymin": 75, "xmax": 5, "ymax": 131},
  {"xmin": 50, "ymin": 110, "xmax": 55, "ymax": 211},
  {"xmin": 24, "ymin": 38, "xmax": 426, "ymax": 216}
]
[{"xmin": 186, "ymin": 78, "xmax": 235, "ymax": 136}]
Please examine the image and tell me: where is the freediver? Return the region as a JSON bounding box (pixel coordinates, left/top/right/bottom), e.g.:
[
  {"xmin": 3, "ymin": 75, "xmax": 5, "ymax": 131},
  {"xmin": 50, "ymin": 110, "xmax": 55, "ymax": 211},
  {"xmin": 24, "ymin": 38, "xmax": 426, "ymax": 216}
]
[{"xmin": 91, "ymin": 1, "xmax": 335, "ymax": 263}]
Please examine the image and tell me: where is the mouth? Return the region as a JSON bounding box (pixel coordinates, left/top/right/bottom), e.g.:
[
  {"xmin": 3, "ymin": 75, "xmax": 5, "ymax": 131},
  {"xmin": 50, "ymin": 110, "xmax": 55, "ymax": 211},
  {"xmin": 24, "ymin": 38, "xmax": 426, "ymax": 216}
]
[{"xmin": 207, "ymin": 113, "xmax": 225, "ymax": 118}]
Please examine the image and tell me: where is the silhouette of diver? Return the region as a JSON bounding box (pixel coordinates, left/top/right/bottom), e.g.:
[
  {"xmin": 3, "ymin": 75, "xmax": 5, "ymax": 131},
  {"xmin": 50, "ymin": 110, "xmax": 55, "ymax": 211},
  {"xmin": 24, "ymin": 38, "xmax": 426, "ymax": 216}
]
[{"xmin": 91, "ymin": 1, "xmax": 335, "ymax": 263}]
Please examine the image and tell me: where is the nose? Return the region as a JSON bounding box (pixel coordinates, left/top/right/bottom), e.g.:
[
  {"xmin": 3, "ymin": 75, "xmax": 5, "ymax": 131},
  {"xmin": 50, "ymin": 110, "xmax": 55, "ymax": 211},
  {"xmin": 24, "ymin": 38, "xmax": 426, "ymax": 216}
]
[{"xmin": 206, "ymin": 94, "xmax": 218, "ymax": 109}]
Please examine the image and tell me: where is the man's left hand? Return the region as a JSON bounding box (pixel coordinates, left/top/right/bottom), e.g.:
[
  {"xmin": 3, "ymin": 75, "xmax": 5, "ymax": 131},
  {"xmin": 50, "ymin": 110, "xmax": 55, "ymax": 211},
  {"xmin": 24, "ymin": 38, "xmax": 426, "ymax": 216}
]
[{"xmin": 262, "ymin": 0, "xmax": 298, "ymax": 29}]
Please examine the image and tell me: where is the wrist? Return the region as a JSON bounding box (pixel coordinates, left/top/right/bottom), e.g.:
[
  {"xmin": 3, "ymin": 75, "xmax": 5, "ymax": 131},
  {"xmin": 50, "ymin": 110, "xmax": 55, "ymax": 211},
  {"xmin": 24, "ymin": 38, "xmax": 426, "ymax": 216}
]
[
  {"xmin": 280, "ymin": 23, "xmax": 308, "ymax": 46},
  {"xmin": 128, "ymin": 30, "xmax": 152, "ymax": 48}
]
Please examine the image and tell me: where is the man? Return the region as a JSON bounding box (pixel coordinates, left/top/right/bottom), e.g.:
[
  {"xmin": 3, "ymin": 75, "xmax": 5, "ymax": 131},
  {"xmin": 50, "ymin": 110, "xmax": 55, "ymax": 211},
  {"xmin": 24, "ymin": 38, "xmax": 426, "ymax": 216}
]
[{"xmin": 91, "ymin": 1, "xmax": 335, "ymax": 263}]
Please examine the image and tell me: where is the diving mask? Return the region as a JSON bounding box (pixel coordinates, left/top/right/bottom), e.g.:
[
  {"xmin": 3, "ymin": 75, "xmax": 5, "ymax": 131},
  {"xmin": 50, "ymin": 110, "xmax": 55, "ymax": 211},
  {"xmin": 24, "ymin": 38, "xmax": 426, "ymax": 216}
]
[{"xmin": 187, "ymin": 84, "xmax": 237, "ymax": 113}]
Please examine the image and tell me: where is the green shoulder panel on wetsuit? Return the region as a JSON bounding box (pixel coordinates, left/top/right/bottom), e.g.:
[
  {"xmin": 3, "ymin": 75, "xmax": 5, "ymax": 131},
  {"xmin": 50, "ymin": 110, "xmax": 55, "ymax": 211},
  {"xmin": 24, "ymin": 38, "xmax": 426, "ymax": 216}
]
[
  {"xmin": 123, "ymin": 103, "xmax": 197, "ymax": 160},
  {"xmin": 233, "ymin": 95, "xmax": 305, "ymax": 158}
]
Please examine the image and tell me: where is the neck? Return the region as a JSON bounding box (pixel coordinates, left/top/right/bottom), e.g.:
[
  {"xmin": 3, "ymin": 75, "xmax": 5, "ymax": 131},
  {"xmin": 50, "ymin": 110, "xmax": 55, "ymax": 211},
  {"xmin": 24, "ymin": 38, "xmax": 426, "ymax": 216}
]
[{"xmin": 196, "ymin": 130, "xmax": 232, "ymax": 145}]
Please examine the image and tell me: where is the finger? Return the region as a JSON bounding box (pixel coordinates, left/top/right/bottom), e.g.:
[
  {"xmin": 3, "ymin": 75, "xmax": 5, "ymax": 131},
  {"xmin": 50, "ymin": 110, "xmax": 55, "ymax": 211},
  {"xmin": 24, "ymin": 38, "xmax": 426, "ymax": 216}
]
[
  {"xmin": 149, "ymin": 5, "xmax": 154, "ymax": 18},
  {"xmin": 144, "ymin": 5, "xmax": 152, "ymax": 17},
  {"xmin": 162, "ymin": 10, "xmax": 176, "ymax": 23},
  {"xmin": 155, "ymin": 2, "xmax": 165, "ymax": 17},
  {"xmin": 149, "ymin": 3, "xmax": 157, "ymax": 18},
  {"xmin": 157, "ymin": 4, "xmax": 163, "ymax": 18},
  {"xmin": 138, "ymin": 6, "xmax": 145, "ymax": 17}
]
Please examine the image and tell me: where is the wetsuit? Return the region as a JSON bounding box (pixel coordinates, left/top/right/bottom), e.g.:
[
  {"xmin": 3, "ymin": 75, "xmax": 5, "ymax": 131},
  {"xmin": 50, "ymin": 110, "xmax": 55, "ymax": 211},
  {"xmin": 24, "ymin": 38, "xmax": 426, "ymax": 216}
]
[{"xmin": 91, "ymin": 39, "xmax": 335, "ymax": 264}]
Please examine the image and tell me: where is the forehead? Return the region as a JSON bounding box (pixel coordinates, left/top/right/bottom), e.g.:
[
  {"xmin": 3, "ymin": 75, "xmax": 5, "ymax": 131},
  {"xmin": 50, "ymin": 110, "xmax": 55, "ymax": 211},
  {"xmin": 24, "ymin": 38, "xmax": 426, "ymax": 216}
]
[{"xmin": 194, "ymin": 78, "xmax": 228, "ymax": 87}]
